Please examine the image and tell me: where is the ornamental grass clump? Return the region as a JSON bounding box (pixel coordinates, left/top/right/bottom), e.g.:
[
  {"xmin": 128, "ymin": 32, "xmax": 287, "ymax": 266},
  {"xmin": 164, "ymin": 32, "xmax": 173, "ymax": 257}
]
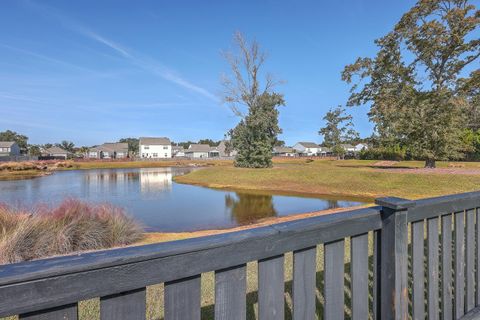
[{"xmin": 0, "ymin": 199, "xmax": 144, "ymax": 264}]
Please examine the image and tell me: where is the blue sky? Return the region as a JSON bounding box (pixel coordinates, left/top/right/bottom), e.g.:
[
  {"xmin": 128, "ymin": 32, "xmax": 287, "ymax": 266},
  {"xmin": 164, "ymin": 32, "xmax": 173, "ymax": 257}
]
[{"xmin": 0, "ymin": 0, "xmax": 417, "ymax": 146}]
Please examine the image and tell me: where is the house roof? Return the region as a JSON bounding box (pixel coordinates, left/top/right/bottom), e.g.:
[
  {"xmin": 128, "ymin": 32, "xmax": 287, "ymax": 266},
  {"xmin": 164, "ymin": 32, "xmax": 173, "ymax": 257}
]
[
  {"xmin": 186, "ymin": 144, "xmax": 212, "ymax": 152},
  {"xmin": 139, "ymin": 137, "xmax": 171, "ymax": 145},
  {"xmin": 341, "ymin": 144, "xmax": 354, "ymax": 149},
  {"xmin": 90, "ymin": 143, "xmax": 128, "ymax": 153},
  {"xmin": 0, "ymin": 141, "xmax": 15, "ymax": 148},
  {"xmin": 297, "ymin": 142, "xmax": 319, "ymax": 148},
  {"xmin": 45, "ymin": 146, "xmax": 69, "ymax": 154},
  {"xmin": 274, "ymin": 146, "xmax": 295, "ymax": 153},
  {"xmin": 172, "ymin": 146, "xmax": 185, "ymax": 152}
]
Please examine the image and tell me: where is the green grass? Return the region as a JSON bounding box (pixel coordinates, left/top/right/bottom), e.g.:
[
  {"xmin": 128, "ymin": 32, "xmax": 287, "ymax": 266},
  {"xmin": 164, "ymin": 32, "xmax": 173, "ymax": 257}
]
[{"xmin": 175, "ymin": 159, "xmax": 480, "ymax": 200}]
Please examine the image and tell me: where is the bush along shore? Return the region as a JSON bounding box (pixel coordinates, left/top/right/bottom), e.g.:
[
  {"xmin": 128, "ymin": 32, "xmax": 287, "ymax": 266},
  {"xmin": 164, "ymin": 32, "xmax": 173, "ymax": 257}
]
[{"xmin": 0, "ymin": 199, "xmax": 144, "ymax": 264}]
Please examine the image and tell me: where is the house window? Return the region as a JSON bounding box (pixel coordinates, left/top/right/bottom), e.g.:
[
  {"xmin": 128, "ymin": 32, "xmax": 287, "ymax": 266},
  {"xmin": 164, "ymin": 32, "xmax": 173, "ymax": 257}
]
[
  {"xmin": 165, "ymin": 153, "xmax": 168, "ymax": 157},
  {"xmin": 163, "ymin": 146, "xmax": 168, "ymax": 150},
  {"xmin": 144, "ymin": 146, "xmax": 150, "ymax": 150},
  {"xmin": 153, "ymin": 153, "xmax": 158, "ymax": 157}
]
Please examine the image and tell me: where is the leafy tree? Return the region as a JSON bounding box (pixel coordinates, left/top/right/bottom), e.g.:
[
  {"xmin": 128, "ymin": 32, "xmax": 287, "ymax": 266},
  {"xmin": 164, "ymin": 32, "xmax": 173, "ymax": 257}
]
[
  {"xmin": 319, "ymin": 106, "xmax": 359, "ymax": 158},
  {"xmin": 222, "ymin": 32, "xmax": 284, "ymax": 168},
  {"xmin": 342, "ymin": 0, "xmax": 479, "ymax": 168},
  {"xmin": 198, "ymin": 139, "xmax": 220, "ymax": 146},
  {"xmin": 28, "ymin": 145, "xmax": 42, "ymax": 156},
  {"xmin": 119, "ymin": 138, "xmax": 139, "ymax": 154},
  {"xmin": 0, "ymin": 130, "xmax": 28, "ymax": 152},
  {"xmin": 274, "ymin": 140, "xmax": 286, "ymax": 147},
  {"xmin": 57, "ymin": 141, "xmax": 75, "ymax": 152},
  {"xmin": 43, "ymin": 143, "xmax": 53, "ymax": 149}
]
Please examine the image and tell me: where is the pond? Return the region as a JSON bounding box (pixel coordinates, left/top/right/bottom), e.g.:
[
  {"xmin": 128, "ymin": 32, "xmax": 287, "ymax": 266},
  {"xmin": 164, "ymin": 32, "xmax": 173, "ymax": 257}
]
[{"xmin": 0, "ymin": 167, "xmax": 367, "ymax": 232}]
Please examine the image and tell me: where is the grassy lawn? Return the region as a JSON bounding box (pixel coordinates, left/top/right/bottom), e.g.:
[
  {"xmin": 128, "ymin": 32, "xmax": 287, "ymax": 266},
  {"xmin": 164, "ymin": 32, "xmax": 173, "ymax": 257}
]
[{"xmin": 175, "ymin": 158, "xmax": 480, "ymax": 200}]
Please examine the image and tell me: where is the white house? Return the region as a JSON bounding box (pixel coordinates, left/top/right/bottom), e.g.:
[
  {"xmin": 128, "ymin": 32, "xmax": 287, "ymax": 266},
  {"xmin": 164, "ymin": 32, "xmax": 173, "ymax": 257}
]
[
  {"xmin": 184, "ymin": 144, "xmax": 211, "ymax": 158},
  {"xmin": 341, "ymin": 144, "xmax": 356, "ymax": 153},
  {"xmin": 172, "ymin": 146, "xmax": 186, "ymax": 157},
  {"xmin": 88, "ymin": 143, "xmax": 128, "ymax": 159},
  {"xmin": 273, "ymin": 146, "xmax": 296, "ymax": 157},
  {"xmin": 353, "ymin": 143, "xmax": 368, "ymax": 152},
  {"xmin": 139, "ymin": 137, "xmax": 172, "ymax": 159},
  {"xmin": 0, "ymin": 141, "xmax": 20, "ymax": 157},
  {"xmin": 293, "ymin": 142, "xmax": 321, "ymax": 156}
]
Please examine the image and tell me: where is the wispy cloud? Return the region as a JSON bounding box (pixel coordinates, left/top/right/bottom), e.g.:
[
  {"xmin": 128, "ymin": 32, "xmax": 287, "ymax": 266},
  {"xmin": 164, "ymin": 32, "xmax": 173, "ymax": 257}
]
[{"xmin": 22, "ymin": 0, "xmax": 219, "ymax": 102}]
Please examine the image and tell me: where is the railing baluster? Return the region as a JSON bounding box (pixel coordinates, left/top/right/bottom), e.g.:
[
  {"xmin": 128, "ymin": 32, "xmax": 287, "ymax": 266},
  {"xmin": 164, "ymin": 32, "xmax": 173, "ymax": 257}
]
[
  {"xmin": 324, "ymin": 239, "xmax": 345, "ymax": 320},
  {"xmin": 293, "ymin": 247, "xmax": 316, "ymax": 320},
  {"xmin": 428, "ymin": 217, "xmax": 440, "ymax": 319},
  {"xmin": 20, "ymin": 304, "xmax": 77, "ymax": 320},
  {"xmin": 455, "ymin": 211, "xmax": 465, "ymax": 319},
  {"xmin": 372, "ymin": 230, "xmax": 381, "ymax": 320},
  {"xmin": 258, "ymin": 255, "xmax": 285, "ymax": 320},
  {"xmin": 412, "ymin": 220, "xmax": 425, "ymax": 320},
  {"xmin": 442, "ymin": 214, "xmax": 453, "ymax": 320},
  {"xmin": 100, "ymin": 288, "xmax": 146, "ymax": 320},
  {"xmin": 215, "ymin": 264, "xmax": 246, "ymax": 320},
  {"xmin": 466, "ymin": 208, "xmax": 475, "ymax": 313},
  {"xmin": 165, "ymin": 275, "xmax": 201, "ymax": 320},
  {"xmin": 351, "ymin": 233, "xmax": 368, "ymax": 320}
]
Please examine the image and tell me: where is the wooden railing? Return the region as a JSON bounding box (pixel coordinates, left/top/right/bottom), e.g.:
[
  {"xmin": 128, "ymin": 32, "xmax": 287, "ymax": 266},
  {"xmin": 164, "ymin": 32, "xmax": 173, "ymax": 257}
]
[{"xmin": 1, "ymin": 191, "xmax": 480, "ymax": 319}]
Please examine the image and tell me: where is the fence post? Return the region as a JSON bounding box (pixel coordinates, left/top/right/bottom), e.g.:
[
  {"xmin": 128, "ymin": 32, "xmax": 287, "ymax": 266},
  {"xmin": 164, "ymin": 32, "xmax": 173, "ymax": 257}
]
[{"xmin": 375, "ymin": 197, "xmax": 415, "ymax": 320}]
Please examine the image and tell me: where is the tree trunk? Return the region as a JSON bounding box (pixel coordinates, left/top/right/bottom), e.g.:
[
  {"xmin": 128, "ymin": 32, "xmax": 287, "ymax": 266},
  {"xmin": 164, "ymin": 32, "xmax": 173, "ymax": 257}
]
[{"xmin": 425, "ymin": 158, "xmax": 436, "ymax": 168}]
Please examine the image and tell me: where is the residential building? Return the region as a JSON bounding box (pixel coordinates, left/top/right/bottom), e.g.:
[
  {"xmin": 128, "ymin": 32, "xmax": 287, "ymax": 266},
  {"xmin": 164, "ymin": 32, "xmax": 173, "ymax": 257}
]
[
  {"xmin": 172, "ymin": 146, "xmax": 186, "ymax": 157},
  {"xmin": 341, "ymin": 144, "xmax": 356, "ymax": 153},
  {"xmin": 318, "ymin": 146, "xmax": 333, "ymax": 157},
  {"xmin": 44, "ymin": 146, "xmax": 70, "ymax": 159},
  {"xmin": 184, "ymin": 144, "xmax": 211, "ymax": 158},
  {"xmin": 273, "ymin": 146, "xmax": 296, "ymax": 157},
  {"xmin": 88, "ymin": 143, "xmax": 129, "ymax": 159},
  {"xmin": 0, "ymin": 141, "xmax": 20, "ymax": 157},
  {"xmin": 293, "ymin": 142, "xmax": 321, "ymax": 156},
  {"xmin": 139, "ymin": 137, "xmax": 172, "ymax": 159},
  {"xmin": 215, "ymin": 140, "xmax": 237, "ymax": 157},
  {"xmin": 353, "ymin": 143, "xmax": 368, "ymax": 152}
]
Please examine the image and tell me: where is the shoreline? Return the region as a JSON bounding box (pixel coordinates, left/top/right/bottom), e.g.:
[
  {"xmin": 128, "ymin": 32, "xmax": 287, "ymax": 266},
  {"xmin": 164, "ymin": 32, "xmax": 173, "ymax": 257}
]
[{"xmin": 138, "ymin": 204, "xmax": 370, "ymax": 245}]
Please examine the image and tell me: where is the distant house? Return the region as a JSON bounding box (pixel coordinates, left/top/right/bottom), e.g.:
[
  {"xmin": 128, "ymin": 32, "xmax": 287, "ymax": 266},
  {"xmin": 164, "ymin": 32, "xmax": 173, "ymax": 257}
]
[
  {"xmin": 139, "ymin": 137, "xmax": 172, "ymax": 159},
  {"xmin": 215, "ymin": 140, "xmax": 237, "ymax": 157},
  {"xmin": 88, "ymin": 143, "xmax": 128, "ymax": 159},
  {"xmin": 353, "ymin": 143, "xmax": 368, "ymax": 152},
  {"xmin": 273, "ymin": 146, "xmax": 296, "ymax": 157},
  {"xmin": 0, "ymin": 141, "xmax": 20, "ymax": 157},
  {"xmin": 172, "ymin": 146, "xmax": 186, "ymax": 157},
  {"xmin": 341, "ymin": 144, "xmax": 356, "ymax": 153},
  {"xmin": 44, "ymin": 146, "xmax": 70, "ymax": 159},
  {"xmin": 318, "ymin": 147, "xmax": 333, "ymax": 157},
  {"xmin": 185, "ymin": 144, "xmax": 211, "ymax": 158},
  {"xmin": 293, "ymin": 142, "xmax": 321, "ymax": 156}
]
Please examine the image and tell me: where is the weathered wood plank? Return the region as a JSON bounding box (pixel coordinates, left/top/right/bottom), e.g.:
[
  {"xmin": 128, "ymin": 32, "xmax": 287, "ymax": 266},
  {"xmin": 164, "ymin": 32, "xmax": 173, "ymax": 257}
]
[
  {"xmin": 215, "ymin": 264, "xmax": 246, "ymax": 320},
  {"xmin": 164, "ymin": 275, "xmax": 201, "ymax": 320},
  {"xmin": 351, "ymin": 233, "xmax": 368, "ymax": 320},
  {"xmin": 100, "ymin": 288, "xmax": 146, "ymax": 320},
  {"xmin": 412, "ymin": 220, "xmax": 425, "ymax": 320},
  {"xmin": 258, "ymin": 255, "xmax": 284, "ymax": 320},
  {"xmin": 20, "ymin": 304, "xmax": 77, "ymax": 320},
  {"xmin": 442, "ymin": 214, "xmax": 453, "ymax": 320},
  {"xmin": 372, "ymin": 230, "xmax": 381, "ymax": 320},
  {"xmin": 466, "ymin": 209, "xmax": 475, "ymax": 313},
  {"xmin": 293, "ymin": 247, "xmax": 316, "ymax": 320},
  {"xmin": 377, "ymin": 199, "xmax": 410, "ymax": 320},
  {"xmin": 455, "ymin": 211, "xmax": 466, "ymax": 319},
  {"xmin": 477, "ymin": 209, "xmax": 480, "ymax": 307},
  {"xmin": 428, "ymin": 217, "xmax": 440, "ymax": 320},
  {"xmin": 324, "ymin": 239, "xmax": 345, "ymax": 320}
]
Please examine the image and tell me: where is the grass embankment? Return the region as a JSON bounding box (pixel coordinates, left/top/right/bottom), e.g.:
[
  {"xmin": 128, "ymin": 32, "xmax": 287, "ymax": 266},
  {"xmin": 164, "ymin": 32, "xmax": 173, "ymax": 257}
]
[
  {"xmin": 0, "ymin": 199, "xmax": 144, "ymax": 264},
  {"xmin": 175, "ymin": 158, "xmax": 480, "ymax": 200},
  {"xmin": 0, "ymin": 160, "xmax": 75, "ymax": 180}
]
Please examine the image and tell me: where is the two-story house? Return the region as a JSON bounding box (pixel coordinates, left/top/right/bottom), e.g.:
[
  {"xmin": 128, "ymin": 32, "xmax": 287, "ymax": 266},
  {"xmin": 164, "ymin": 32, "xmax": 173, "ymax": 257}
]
[
  {"xmin": 0, "ymin": 141, "xmax": 20, "ymax": 157},
  {"xmin": 293, "ymin": 142, "xmax": 321, "ymax": 156},
  {"xmin": 139, "ymin": 137, "xmax": 172, "ymax": 159}
]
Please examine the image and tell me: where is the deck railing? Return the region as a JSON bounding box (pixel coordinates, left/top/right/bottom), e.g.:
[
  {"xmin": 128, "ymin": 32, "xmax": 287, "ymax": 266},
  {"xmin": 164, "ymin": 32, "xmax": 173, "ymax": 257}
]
[{"xmin": 1, "ymin": 191, "xmax": 480, "ymax": 319}]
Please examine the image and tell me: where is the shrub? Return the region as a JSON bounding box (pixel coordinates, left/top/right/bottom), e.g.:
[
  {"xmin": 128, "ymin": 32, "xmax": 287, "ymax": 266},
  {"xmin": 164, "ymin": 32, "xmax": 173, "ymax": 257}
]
[
  {"xmin": 359, "ymin": 145, "xmax": 407, "ymax": 161},
  {"xmin": 0, "ymin": 199, "xmax": 144, "ymax": 264}
]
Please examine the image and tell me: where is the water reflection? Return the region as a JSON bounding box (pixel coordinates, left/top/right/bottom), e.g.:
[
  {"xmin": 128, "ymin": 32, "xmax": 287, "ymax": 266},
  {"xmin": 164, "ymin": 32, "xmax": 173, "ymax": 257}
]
[
  {"xmin": 0, "ymin": 167, "xmax": 367, "ymax": 232},
  {"xmin": 225, "ymin": 193, "xmax": 277, "ymax": 224}
]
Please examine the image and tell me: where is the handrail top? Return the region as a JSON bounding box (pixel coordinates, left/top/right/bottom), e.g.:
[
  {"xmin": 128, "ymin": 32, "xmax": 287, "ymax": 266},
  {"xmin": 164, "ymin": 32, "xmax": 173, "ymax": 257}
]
[{"xmin": 0, "ymin": 206, "xmax": 381, "ymax": 286}]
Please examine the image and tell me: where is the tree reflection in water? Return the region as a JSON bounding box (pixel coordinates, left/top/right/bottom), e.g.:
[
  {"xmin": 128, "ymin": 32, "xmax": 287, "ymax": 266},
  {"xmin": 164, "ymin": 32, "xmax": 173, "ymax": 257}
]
[{"xmin": 225, "ymin": 192, "xmax": 277, "ymax": 224}]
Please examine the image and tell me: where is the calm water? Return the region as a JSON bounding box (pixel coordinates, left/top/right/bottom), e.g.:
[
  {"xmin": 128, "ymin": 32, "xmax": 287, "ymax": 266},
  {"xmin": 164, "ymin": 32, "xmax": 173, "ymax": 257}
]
[{"xmin": 0, "ymin": 167, "xmax": 366, "ymax": 232}]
